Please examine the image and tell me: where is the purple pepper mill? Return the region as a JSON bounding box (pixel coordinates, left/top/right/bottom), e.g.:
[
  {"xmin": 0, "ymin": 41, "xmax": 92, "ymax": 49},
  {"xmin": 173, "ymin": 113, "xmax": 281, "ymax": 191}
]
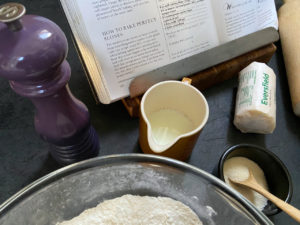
[{"xmin": 0, "ymin": 3, "xmax": 99, "ymax": 165}]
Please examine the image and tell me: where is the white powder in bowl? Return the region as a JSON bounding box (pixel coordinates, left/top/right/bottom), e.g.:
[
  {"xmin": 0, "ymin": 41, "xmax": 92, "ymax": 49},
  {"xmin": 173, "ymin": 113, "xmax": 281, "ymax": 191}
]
[
  {"xmin": 223, "ymin": 157, "xmax": 269, "ymax": 211},
  {"xmin": 58, "ymin": 194, "xmax": 203, "ymax": 225}
]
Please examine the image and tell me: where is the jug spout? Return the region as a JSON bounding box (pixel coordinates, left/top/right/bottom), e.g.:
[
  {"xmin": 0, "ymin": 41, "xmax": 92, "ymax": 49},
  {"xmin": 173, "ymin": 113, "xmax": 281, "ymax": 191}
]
[
  {"xmin": 139, "ymin": 114, "xmax": 201, "ymax": 161},
  {"xmin": 147, "ymin": 126, "xmax": 177, "ymax": 153},
  {"xmin": 147, "ymin": 119, "xmax": 193, "ymax": 153},
  {"xmin": 146, "ymin": 108, "xmax": 198, "ymax": 152}
]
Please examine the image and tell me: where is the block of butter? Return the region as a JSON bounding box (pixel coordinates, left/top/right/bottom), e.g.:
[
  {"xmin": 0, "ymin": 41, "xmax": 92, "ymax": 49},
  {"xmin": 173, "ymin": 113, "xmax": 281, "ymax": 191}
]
[{"xmin": 234, "ymin": 62, "xmax": 276, "ymax": 134}]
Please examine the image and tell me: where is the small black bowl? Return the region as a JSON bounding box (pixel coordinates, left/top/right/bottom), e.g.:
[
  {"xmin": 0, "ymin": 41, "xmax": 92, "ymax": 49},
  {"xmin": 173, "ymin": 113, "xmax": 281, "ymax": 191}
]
[{"xmin": 218, "ymin": 144, "xmax": 293, "ymax": 216}]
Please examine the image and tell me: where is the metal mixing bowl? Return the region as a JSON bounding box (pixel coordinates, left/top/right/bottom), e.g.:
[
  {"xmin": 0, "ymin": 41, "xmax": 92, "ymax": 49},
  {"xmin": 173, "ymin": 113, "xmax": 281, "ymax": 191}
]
[{"xmin": 0, "ymin": 154, "xmax": 273, "ymax": 225}]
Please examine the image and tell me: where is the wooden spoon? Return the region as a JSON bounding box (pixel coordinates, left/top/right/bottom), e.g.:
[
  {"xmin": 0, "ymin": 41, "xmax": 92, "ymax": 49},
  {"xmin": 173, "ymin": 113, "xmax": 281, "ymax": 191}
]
[{"xmin": 229, "ymin": 169, "xmax": 300, "ymax": 223}]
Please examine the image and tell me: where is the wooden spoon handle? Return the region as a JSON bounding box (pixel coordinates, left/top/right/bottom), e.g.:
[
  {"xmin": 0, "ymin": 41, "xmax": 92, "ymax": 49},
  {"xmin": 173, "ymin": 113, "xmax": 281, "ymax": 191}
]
[{"xmin": 248, "ymin": 183, "xmax": 300, "ymax": 223}]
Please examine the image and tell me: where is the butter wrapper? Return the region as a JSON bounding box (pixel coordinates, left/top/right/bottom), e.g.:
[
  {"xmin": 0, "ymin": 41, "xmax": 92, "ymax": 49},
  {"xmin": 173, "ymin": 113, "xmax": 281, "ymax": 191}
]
[{"xmin": 234, "ymin": 62, "xmax": 276, "ymax": 134}]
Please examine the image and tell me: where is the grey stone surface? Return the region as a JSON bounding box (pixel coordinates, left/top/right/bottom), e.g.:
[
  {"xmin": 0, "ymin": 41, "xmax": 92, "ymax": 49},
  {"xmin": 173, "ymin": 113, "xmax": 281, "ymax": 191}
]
[{"xmin": 1, "ymin": 0, "xmax": 299, "ymax": 224}]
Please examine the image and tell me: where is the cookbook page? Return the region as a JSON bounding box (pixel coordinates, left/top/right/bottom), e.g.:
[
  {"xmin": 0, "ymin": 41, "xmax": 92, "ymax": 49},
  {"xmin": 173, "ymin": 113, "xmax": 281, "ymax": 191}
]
[
  {"xmin": 74, "ymin": 0, "xmax": 218, "ymax": 102},
  {"xmin": 156, "ymin": 0, "xmax": 219, "ymax": 61},
  {"xmin": 256, "ymin": 0, "xmax": 278, "ymax": 30},
  {"xmin": 211, "ymin": 0, "xmax": 278, "ymax": 44},
  {"xmin": 75, "ymin": 0, "xmax": 167, "ymax": 101}
]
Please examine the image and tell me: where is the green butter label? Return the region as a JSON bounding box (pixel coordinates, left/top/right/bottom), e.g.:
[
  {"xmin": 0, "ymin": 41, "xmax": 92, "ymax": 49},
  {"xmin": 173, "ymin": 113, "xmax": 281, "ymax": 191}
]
[
  {"xmin": 261, "ymin": 73, "xmax": 269, "ymax": 106},
  {"xmin": 238, "ymin": 70, "xmax": 256, "ymax": 107}
]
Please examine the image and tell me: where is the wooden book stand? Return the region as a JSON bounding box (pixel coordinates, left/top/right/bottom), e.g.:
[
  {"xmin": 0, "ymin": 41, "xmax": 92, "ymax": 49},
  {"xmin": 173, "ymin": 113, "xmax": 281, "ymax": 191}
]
[{"xmin": 122, "ymin": 43, "xmax": 277, "ymax": 117}]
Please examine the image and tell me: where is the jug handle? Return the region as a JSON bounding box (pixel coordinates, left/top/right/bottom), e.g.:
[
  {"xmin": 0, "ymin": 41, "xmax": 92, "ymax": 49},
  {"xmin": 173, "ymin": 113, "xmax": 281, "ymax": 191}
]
[{"xmin": 182, "ymin": 77, "xmax": 192, "ymax": 85}]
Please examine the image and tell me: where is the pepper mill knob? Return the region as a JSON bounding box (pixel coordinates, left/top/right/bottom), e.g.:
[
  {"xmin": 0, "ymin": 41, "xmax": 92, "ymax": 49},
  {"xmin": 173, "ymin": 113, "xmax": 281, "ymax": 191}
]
[
  {"xmin": 0, "ymin": 3, "xmax": 99, "ymax": 165},
  {"xmin": 0, "ymin": 2, "xmax": 25, "ymax": 31}
]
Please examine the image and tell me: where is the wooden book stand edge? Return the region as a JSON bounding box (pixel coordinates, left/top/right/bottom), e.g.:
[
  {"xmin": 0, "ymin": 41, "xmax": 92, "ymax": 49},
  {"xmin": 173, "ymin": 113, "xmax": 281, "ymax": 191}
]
[{"xmin": 122, "ymin": 43, "xmax": 277, "ymax": 117}]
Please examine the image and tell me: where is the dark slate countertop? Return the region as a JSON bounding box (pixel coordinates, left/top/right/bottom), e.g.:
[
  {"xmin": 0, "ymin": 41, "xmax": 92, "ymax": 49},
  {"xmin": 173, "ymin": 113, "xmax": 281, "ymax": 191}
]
[{"xmin": 0, "ymin": 0, "xmax": 299, "ymax": 224}]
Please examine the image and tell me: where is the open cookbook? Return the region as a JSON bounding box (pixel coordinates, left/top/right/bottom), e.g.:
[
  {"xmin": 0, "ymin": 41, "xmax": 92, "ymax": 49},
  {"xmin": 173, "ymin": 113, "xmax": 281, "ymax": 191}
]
[{"xmin": 59, "ymin": 0, "xmax": 278, "ymax": 104}]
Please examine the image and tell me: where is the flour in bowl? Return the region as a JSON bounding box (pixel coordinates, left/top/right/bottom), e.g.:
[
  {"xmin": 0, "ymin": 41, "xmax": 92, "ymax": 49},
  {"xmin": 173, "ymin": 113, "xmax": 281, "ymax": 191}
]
[
  {"xmin": 58, "ymin": 194, "xmax": 202, "ymax": 225},
  {"xmin": 223, "ymin": 157, "xmax": 269, "ymax": 211}
]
